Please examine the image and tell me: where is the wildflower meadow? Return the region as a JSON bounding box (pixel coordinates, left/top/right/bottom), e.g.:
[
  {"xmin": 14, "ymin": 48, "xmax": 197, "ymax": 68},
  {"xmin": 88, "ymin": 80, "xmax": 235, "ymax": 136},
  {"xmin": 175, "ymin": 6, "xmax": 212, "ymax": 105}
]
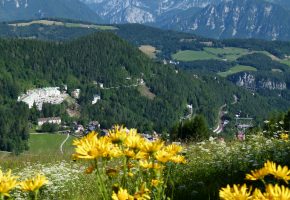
[{"xmin": 0, "ymin": 126, "xmax": 289, "ymax": 200}]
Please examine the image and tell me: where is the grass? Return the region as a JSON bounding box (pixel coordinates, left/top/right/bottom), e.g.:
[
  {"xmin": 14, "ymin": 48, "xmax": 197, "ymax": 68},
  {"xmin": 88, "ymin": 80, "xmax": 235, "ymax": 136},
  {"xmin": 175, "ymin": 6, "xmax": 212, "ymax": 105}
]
[
  {"xmin": 137, "ymin": 85, "xmax": 156, "ymax": 100},
  {"xmin": 139, "ymin": 45, "xmax": 159, "ymax": 59},
  {"xmin": 218, "ymin": 65, "xmax": 257, "ymax": 77},
  {"xmin": 28, "ymin": 133, "xmax": 74, "ymax": 155},
  {"xmin": 280, "ymin": 59, "xmax": 290, "ymax": 67},
  {"xmin": 9, "ymin": 19, "xmax": 117, "ymax": 30},
  {"xmin": 172, "ymin": 50, "xmax": 218, "ymax": 61},
  {"xmin": 204, "ymin": 47, "xmax": 249, "ymax": 61}
]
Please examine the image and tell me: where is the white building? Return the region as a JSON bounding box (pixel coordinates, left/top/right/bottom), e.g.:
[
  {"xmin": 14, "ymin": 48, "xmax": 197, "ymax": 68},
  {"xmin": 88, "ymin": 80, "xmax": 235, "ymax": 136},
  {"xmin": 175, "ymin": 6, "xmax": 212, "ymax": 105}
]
[
  {"xmin": 71, "ymin": 89, "xmax": 80, "ymax": 99},
  {"xmin": 92, "ymin": 95, "xmax": 101, "ymax": 105},
  {"xmin": 38, "ymin": 117, "xmax": 62, "ymax": 126},
  {"xmin": 18, "ymin": 87, "xmax": 67, "ymax": 110}
]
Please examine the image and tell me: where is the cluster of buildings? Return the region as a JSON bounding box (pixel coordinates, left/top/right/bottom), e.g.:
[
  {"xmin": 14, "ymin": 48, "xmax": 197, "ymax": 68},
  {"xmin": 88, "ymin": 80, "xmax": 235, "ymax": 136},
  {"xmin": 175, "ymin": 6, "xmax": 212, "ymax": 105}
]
[{"xmin": 17, "ymin": 87, "xmax": 68, "ymax": 110}]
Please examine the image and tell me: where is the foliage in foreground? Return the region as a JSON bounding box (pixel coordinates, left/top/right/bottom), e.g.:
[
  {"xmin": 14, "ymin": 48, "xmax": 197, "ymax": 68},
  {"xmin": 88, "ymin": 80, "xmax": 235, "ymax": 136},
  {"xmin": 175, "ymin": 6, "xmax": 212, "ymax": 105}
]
[
  {"xmin": 220, "ymin": 160, "xmax": 290, "ymax": 199},
  {"xmin": 72, "ymin": 125, "xmax": 186, "ymax": 200},
  {"xmin": 0, "ymin": 131, "xmax": 289, "ymax": 199},
  {"xmin": 173, "ymin": 133, "xmax": 290, "ymax": 199}
]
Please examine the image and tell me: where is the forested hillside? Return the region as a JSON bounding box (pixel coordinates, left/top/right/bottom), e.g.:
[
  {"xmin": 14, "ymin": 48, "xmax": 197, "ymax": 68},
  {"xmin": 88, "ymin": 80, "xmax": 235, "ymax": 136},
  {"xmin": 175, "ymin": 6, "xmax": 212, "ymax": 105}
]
[{"xmin": 1, "ymin": 31, "xmax": 288, "ymax": 153}]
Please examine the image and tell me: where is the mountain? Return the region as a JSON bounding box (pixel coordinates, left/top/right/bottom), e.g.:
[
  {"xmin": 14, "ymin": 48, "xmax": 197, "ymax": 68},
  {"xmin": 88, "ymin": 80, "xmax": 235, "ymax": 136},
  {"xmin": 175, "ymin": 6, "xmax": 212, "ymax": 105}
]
[
  {"xmin": 80, "ymin": 0, "xmax": 290, "ymax": 40},
  {"xmin": 0, "ymin": 0, "xmax": 103, "ymax": 23},
  {"xmin": 164, "ymin": 0, "xmax": 290, "ymax": 40},
  {"xmin": 79, "ymin": 0, "xmax": 224, "ymax": 24}
]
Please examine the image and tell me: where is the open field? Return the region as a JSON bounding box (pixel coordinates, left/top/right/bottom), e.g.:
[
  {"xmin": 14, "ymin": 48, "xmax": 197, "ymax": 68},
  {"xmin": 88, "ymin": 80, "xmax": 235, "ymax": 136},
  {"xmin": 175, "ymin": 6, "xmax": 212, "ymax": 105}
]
[
  {"xmin": 28, "ymin": 133, "xmax": 74, "ymax": 155},
  {"xmin": 204, "ymin": 47, "xmax": 249, "ymax": 61},
  {"xmin": 218, "ymin": 65, "xmax": 257, "ymax": 77},
  {"xmin": 172, "ymin": 50, "xmax": 218, "ymax": 61},
  {"xmin": 139, "ymin": 45, "xmax": 159, "ymax": 59},
  {"xmin": 172, "ymin": 47, "xmax": 284, "ymax": 64},
  {"xmin": 9, "ymin": 19, "xmax": 117, "ymax": 30}
]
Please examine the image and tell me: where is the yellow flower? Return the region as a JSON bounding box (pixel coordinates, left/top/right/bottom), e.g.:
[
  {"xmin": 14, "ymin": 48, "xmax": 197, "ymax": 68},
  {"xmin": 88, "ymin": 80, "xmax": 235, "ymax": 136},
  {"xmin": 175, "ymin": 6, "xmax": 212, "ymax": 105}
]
[
  {"xmin": 252, "ymin": 188, "xmax": 268, "ymax": 200},
  {"xmin": 245, "ymin": 167, "xmax": 269, "ymax": 181},
  {"xmin": 264, "ymin": 184, "xmax": 290, "ymax": 200},
  {"xmin": 0, "ymin": 169, "xmax": 18, "ymax": 197},
  {"xmin": 264, "ymin": 161, "xmax": 290, "ymax": 183},
  {"xmin": 155, "ymin": 150, "xmax": 172, "ymax": 163},
  {"xmin": 219, "ymin": 184, "xmax": 252, "ymax": 200},
  {"xmin": 170, "ymin": 155, "xmax": 187, "ymax": 164},
  {"xmin": 151, "ymin": 179, "xmax": 162, "ymax": 187},
  {"xmin": 164, "ymin": 144, "xmax": 183, "ymax": 155},
  {"xmin": 112, "ymin": 188, "xmax": 133, "ymax": 200},
  {"xmin": 141, "ymin": 140, "xmax": 164, "ymax": 154},
  {"xmin": 72, "ymin": 132, "xmax": 100, "ymax": 159},
  {"xmin": 124, "ymin": 130, "xmax": 144, "ymax": 150},
  {"xmin": 139, "ymin": 160, "xmax": 163, "ymax": 170},
  {"xmin": 280, "ymin": 133, "xmax": 289, "ymax": 140},
  {"xmin": 20, "ymin": 174, "xmax": 48, "ymax": 192},
  {"xmin": 107, "ymin": 125, "xmax": 127, "ymax": 145},
  {"xmin": 124, "ymin": 149, "xmax": 136, "ymax": 158},
  {"xmin": 134, "ymin": 184, "xmax": 151, "ymax": 200},
  {"xmin": 135, "ymin": 152, "xmax": 149, "ymax": 160}
]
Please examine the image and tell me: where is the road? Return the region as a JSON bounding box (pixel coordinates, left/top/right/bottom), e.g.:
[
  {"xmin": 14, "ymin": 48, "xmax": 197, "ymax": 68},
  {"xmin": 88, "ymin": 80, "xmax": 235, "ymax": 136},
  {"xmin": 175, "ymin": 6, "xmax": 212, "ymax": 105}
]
[{"xmin": 60, "ymin": 133, "xmax": 70, "ymax": 154}]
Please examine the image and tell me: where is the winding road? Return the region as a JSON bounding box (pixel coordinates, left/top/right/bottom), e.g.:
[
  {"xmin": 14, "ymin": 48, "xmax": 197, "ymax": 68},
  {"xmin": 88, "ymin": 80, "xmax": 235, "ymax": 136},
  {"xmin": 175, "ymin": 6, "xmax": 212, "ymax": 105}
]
[{"xmin": 60, "ymin": 133, "xmax": 70, "ymax": 154}]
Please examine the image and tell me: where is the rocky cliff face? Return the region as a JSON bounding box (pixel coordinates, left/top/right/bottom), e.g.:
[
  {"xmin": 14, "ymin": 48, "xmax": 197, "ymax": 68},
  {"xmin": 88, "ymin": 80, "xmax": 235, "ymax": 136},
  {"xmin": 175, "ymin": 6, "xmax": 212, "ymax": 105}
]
[
  {"xmin": 233, "ymin": 73, "xmax": 287, "ymax": 90},
  {"xmin": 81, "ymin": 0, "xmax": 290, "ymax": 40},
  {"xmin": 80, "ymin": 0, "xmax": 225, "ymax": 23}
]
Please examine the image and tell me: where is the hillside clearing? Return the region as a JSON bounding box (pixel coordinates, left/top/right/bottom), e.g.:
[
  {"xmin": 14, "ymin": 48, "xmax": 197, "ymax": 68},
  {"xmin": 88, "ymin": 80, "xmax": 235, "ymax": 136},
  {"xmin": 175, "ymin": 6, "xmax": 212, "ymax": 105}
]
[
  {"xmin": 139, "ymin": 45, "xmax": 159, "ymax": 59},
  {"xmin": 9, "ymin": 19, "xmax": 117, "ymax": 30},
  {"xmin": 218, "ymin": 65, "xmax": 257, "ymax": 77},
  {"xmin": 172, "ymin": 50, "xmax": 218, "ymax": 61},
  {"xmin": 138, "ymin": 85, "xmax": 156, "ymax": 100}
]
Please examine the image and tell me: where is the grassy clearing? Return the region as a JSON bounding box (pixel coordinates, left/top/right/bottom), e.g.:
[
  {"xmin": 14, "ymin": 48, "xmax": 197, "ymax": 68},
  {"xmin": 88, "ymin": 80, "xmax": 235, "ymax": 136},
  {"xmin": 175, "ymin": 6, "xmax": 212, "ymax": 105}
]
[
  {"xmin": 9, "ymin": 19, "xmax": 117, "ymax": 30},
  {"xmin": 28, "ymin": 133, "xmax": 74, "ymax": 155},
  {"xmin": 204, "ymin": 47, "xmax": 249, "ymax": 61},
  {"xmin": 138, "ymin": 85, "xmax": 156, "ymax": 100},
  {"xmin": 139, "ymin": 45, "xmax": 159, "ymax": 59},
  {"xmin": 172, "ymin": 50, "xmax": 218, "ymax": 61},
  {"xmin": 280, "ymin": 59, "xmax": 290, "ymax": 67},
  {"xmin": 218, "ymin": 65, "xmax": 257, "ymax": 77}
]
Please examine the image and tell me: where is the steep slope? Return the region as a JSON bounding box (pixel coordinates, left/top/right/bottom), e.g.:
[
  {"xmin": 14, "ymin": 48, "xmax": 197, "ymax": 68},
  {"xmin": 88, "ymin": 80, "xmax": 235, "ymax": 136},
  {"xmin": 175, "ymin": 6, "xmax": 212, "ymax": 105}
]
[
  {"xmin": 159, "ymin": 0, "xmax": 290, "ymax": 40},
  {"xmin": 0, "ymin": 0, "xmax": 103, "ymax": 23},
  {"xmin": 0, "ymin": 31, "xmax": 284, "ymax": 132},
  {"xmin": 80, "ymin": 0, "xmax": 225, "ymax": 24}
]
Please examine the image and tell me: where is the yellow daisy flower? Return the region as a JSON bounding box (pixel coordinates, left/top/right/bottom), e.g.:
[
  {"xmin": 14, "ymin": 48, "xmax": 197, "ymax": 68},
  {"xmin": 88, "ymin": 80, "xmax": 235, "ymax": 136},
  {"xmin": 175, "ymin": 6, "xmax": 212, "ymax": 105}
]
[
  {"xmin": 20, "ymin": 174, "xmax": 48, "ymax": 192},
  {"xmin": 245, "ymin": 167, "xmax": 270, "ymax": 181},
  {"xmin": 264, "ymin": 184, "xmax": 290, "ymax": 200},
  {"xmin": 219, "ymin": 184, "xmax": 252, "ymax": 200},
  {"xmin": 0, "ymin": 169, "xmax": 18, "ymax": 197},
  {"xmin": 164, "ymin": 144, "xmax": 183, "ymax": 155},
  {"xmin": 170, "ymin": 155, "xmax": 187, "ymax": 164},
  {"xmin": 141, "ymin": 140, "xmax": 164, "ymax": 155},
  {"xmin": 107, "ymin": 125, "xmax": 127, "ymax": 145},
  {"xmin": 112, "ymin": 188, "xmax": 133, "ymax": 200},
  {"xmin": 155, "ymin": 150, "xmax": 172, "ymax": 163},
  {"xmin": 264, "ymin": 161, "xmax": 290, "ymax": 183}
]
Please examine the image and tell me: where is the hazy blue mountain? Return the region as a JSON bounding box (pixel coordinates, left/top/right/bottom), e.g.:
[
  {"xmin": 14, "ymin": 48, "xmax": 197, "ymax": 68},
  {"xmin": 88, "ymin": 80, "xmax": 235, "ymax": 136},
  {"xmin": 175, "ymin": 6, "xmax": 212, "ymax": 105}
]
[
  {"xmin": 0, "ymin": 0, "xmax": 103, "ymax": 22},
  {"xmin": 80, "ymin": 0, "xmax": 225, "ymax": 24},
  {"xmin": 160, "ymin": 0, "xmax": 290, "ymax": 40}
]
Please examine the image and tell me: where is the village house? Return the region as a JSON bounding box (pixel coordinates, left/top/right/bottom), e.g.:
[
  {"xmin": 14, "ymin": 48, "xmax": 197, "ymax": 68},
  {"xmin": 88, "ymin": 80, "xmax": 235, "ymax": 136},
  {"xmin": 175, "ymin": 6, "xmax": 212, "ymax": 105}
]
[{"xmin": 37, "ymin": 117, "xmax": 62, "ymax": 126}]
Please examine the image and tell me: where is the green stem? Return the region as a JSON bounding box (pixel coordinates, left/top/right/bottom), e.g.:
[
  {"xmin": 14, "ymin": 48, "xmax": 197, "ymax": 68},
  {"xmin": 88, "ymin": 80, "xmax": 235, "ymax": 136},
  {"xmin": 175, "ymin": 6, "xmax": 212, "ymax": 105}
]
[
  {"xmin": 0, "ymin": 194, "xmax": 4, "ymax": 200},
  {"xmin": 96, "ymin": 166, "xmax": 108, "ymax": 200},
  {"xmin": 34, "ymin": 190, "xmax": 39, "ymax": 200}
]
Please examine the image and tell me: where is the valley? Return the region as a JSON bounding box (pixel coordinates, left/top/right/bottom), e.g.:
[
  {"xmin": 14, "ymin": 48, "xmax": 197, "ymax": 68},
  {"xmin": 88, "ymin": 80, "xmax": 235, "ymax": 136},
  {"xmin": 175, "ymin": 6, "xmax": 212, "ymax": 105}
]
[{"xmin": 0, "ymin": 1, "xmax": 289, "ymax": 199}]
